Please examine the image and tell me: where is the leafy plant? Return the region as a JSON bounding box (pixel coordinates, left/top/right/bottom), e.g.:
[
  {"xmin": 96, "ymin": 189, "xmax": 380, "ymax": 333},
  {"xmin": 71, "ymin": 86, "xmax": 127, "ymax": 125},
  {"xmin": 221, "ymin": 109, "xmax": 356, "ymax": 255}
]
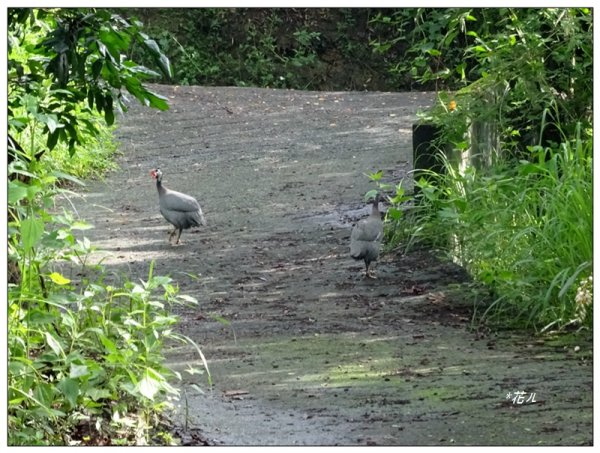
[
  {"xmin": 370, "ymin": 8, "xmax": 592, "ymax": 331},
  {"xmin": 371, "ymin": 8, "xmax": 593, "ymax": 156},
  {"xmin": 394, "ymin": 130, "xmax": 592, "ymax": 330},
  {"xmin": 8, "ymin": 260, "xmax": 209, "ymax": 445},
  {"xmin": 7, "ymin": 8, "xmax": 212, "ymax": 445},
  {"xmin": 8, "ymin": 8, "xmax": 171, "ymax": 158},
  {"xmin": 123, "ymin": 8, "xmax": 397, "ymax": 91}
]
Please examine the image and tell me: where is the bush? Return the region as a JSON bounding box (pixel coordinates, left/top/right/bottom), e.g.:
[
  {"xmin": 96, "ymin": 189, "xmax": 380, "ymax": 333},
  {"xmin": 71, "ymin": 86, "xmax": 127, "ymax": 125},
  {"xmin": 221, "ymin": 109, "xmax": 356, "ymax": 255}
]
[
  {"xmin": 371, "ymin": 8, "xmax": 593, "ymax": 156},
  {"xmin": 375, "ymin": 8, "xmax": 592, "ymax": 331},
  {"xmin": 394, "ymin": 131, "xmax": 592, "ymax": 330}
]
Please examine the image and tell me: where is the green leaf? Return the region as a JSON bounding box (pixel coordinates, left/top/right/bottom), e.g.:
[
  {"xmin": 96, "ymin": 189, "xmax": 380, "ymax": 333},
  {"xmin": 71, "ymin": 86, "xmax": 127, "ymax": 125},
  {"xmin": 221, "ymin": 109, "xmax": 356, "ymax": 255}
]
[
  {"xmin": 91, "ymin": 58, "xmax": 103, "ymax": 79},
  {"xmin": 387, "ymin": 207, "xmax": 403, "ymax": 220},
  {"xmin": 43, "ymin": 114, "xmax": 61, "ymax": 133},
  {"xmin": 69, "ymin": 363, "xmax": 89, "ymax": 379},
  {"xmin": 50, "ymin": 170, "xmax": 85, "ymax": 186},
  {"xmin": 364, "ymin": 189, "xmax": 378, "ymax": 202},
  {"xmin": 558, "ymin": 262, "xmax": 591, "ymax": 299},
  {"xmin": 138, "ymin": 373, "xmax": 160, "ymax": 400},
  {"xmin": 87, "ymin": 88, "xmax": 95, "ymax": 109},
  {"xmin": 124, "ymin": 318, "xmax": 142, "ymax": 328},
  {"xmin": 99, "ymin": 334, "xmax": 117, "ymax": 354},
  {"xmin": 157, "ymin": 54, "xmax": 172, "ymax": 79},
  {"xmin": 9, "ymin": 117, "xmax": 29, "ymax": 130},
  {"xmin": 99, "ymin": 29, "xmax": 129, "ymax": 59},
  {"xmin": 438, "ymin": 207, "xmax": 459, "ymax": 220},
  {"xmin": 46, "ymin": 116, "xmax": 59, "ymax": 134},
  {"xmin": 104, "ymin": 107, "xmax": 115, "ymax": 126},
  {"xmin": 49, "ymin": 272, "xmax": 71, "ymax": 285},
  {"xmin": 8, "ymin": 181, "xmax": 28, "ymax": 204},
  {"xmin": 22, "ymin": 93, "xmax": 39, "ymax": 114},
  {"xmin": 21, "ymin": 216, "xmax": 44, "ymax": 252},
  {"xmin": 143, "ymin": 38, "xmax": 161, "ymax": 55},
  {"xmin": 131, "ymin": 34, "xmax": 172, "ymax": 73},
  {"xmin": 126, "ymin": 63, "xmax": 161, "ymax": 78},
  {"xmin": 47, "ymin": 129, "xmax": 60, "ymax": 150},
  {"xmin": 367, "ymin": 170, "xmax": 383, "ymax": 181},
  {"xmin": 33, "ymin": 382, "xmax": 56, "ymax": 408},
  {"xmin": 95, "ymin": 90, "xmax": 105, "ymax": 111},
  {"xmin": 45, "ymin": 332, "xmax": 65, "ymax": 358},
  {"xmin": 28, "ymin": 309, "xmax": 59, "ymax": 325},
  {"xmin": 145, "ymin": 90, "xmax": 169, "ymax": 111},
  {"xmin": 124, "ymin": 77, "xmax": 146, "ymax": 108},
  {"xmin": 46, "ymin": 408, "xmax": 67, "ymax": 417},
  {"xmin": 57, "ymin": 378, "xmax": 79, "ymax": 409},
  {"xmin": 85, "ymin": 387, "xmax": 112, "ymax": 401},
  {"xmin": 471, "ymin": 45, "xmax": 489, "ymax": 54}
]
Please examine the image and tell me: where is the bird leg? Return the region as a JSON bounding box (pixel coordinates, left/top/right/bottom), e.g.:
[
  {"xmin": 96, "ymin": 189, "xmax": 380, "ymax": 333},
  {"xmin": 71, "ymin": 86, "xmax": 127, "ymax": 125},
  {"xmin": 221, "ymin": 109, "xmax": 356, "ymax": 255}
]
[
  {"xmin": 168, "ymin": 227, "xmax": 178, "ymax": 243},
  {"xmin": 174, "ymin": 228, "xmax": 183, "ymax": 245}
]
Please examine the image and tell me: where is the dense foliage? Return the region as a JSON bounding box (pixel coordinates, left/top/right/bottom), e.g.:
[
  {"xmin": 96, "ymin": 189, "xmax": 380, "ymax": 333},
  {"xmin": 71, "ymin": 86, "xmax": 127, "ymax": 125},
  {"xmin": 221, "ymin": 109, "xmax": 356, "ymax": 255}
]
[
  {"xmin": 372, "ymin": 8, "xmax": 592, "ymax": 154},
  {"xmin": 120, "ymin": 8, "xmax": 404, "ymax": 91},
  {"xmin": 374, "ymin": 8, "xmax": 593, "ymax": 330},
  {"xmin": 394, "ymin": 134, "xmax": 592, "ymax": 330}
]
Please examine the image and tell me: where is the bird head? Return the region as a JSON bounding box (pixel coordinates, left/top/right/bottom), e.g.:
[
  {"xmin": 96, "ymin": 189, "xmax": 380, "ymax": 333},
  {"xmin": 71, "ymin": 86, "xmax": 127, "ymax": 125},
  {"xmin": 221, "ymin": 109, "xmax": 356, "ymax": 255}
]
[{"xmin": 150, "ymin": 168, "xmax": 163, "ymax": 182}]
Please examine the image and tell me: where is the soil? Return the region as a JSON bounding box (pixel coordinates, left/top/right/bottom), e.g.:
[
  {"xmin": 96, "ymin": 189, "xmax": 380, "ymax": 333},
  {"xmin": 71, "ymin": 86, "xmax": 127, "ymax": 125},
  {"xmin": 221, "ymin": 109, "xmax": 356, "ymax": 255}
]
[{"xmin": 64, "ymin": 84, "xmax": 592, "ymax": 446}]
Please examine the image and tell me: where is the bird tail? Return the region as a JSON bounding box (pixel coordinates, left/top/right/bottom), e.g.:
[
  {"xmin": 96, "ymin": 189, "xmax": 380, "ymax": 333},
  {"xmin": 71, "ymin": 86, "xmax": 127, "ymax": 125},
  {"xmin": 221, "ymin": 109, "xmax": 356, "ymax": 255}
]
[{"xmin": 194, "ymin": 209, "xmax": 207, "ymax": 227}]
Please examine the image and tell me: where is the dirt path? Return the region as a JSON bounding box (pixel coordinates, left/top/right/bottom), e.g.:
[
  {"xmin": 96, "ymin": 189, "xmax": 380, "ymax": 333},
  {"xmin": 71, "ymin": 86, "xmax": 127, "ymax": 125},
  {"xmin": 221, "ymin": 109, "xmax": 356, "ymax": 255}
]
[{"xmin": 67, "ymin": 84, "xmax": 592, "ymax": 446}]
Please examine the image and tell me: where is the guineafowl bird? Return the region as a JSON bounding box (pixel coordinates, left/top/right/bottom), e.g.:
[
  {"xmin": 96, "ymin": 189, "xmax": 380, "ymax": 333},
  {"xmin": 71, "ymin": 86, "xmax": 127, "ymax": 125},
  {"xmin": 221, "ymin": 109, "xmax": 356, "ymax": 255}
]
[
  {"xmin": 150, "ymin": 168, "xmax": 206, "ymax": 245},
  {"xmin": 350, "ymin": 193, "xmax": 383, "ymax": 278}
]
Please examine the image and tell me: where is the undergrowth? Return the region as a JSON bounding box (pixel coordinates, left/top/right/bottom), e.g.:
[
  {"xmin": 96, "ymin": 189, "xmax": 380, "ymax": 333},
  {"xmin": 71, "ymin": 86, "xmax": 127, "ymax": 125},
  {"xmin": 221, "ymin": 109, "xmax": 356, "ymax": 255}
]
[
  {"xmin": 8, "ymin": 108, "xmax": 212, "ymax": 444},
  {"xmin": 8, "ymin": 131, "xmax": 210, "ymax": 446},
  {"xmin": 386, "ymin": 130, "xmax": 592, "ymax": 331},
  {"xmin": 8, "ymin": 9, "xmax": 210, "ymax": 445}
]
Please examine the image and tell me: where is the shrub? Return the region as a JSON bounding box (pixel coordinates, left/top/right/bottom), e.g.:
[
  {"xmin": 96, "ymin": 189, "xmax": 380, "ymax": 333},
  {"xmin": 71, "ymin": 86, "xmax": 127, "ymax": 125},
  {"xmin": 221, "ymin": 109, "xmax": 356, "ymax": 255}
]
[{"xmin": 394, "ymin": 130, "xmax": 592, "ymax": 330}]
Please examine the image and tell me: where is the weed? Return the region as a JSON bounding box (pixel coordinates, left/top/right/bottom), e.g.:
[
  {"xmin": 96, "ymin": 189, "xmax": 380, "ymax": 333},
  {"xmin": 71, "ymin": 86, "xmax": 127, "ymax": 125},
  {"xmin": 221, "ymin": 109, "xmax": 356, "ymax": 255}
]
[{"xmin": 389, "ymin": 131, "xmax": 592, "ymax": 330}]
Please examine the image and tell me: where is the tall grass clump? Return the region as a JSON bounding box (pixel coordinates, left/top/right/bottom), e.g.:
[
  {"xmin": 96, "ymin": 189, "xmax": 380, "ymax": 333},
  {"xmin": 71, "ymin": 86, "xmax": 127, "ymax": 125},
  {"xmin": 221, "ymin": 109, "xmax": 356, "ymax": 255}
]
[
  {"xmin": 45, "ymin": 116, "xmax": 120, "ymax": 180},
  {"xmin": 400, "ymin": 127, "xmax": 592, "ymax": 330}
]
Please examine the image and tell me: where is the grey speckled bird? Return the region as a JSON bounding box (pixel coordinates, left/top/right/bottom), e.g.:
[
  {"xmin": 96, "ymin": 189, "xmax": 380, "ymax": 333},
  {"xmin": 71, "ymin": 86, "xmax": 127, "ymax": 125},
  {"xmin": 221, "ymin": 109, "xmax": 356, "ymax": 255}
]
[
  {"xmin": 150, "ymin": 168, "xmax": 206, "ymax": 245},
  {"xmin": 350, "ymin": 193, "xmax": 383, "ymax": 278}
]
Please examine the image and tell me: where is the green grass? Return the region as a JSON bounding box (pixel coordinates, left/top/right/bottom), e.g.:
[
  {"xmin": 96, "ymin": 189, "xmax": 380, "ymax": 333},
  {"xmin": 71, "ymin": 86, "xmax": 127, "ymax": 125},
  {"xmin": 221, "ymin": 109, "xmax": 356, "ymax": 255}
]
[
  {"xmin": 46, "ymin": 120, "xmax": 120, "ymax": 180},
  {"xmin": 390, "ymin": 132, "xmax": 592, "ymax": 331},
  {"xmin": 11, "ymin": 109, "xmax": 120, "ymax": 182}
]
